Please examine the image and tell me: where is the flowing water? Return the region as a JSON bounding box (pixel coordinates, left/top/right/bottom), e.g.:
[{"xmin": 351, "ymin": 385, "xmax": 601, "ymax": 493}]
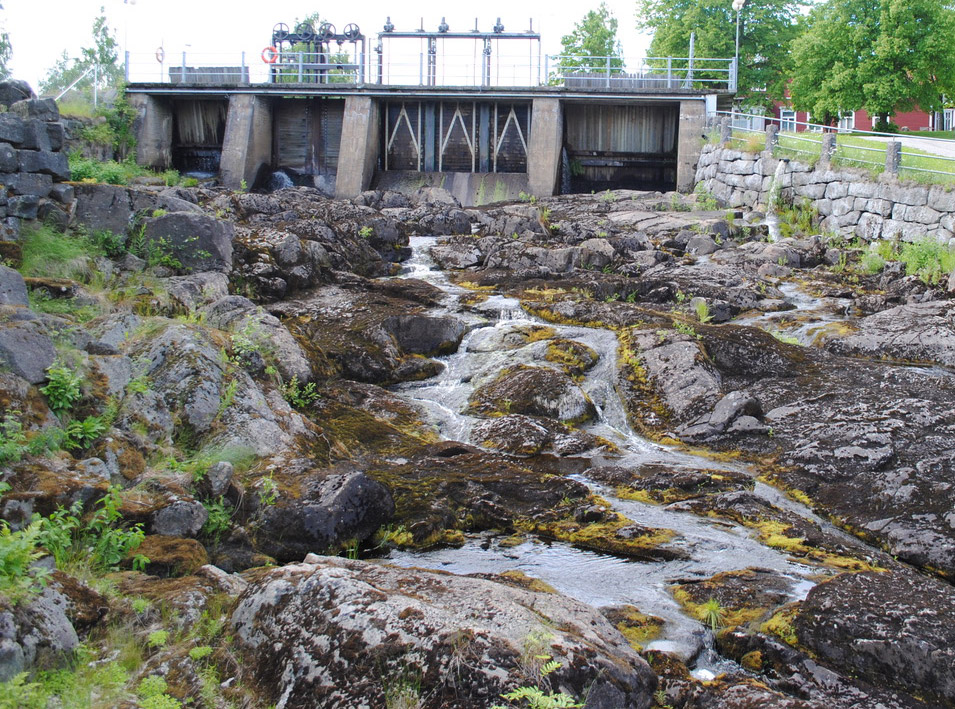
[{"xmin": 383, "ymin": 237, "xmax": 836, "ymax": 672}]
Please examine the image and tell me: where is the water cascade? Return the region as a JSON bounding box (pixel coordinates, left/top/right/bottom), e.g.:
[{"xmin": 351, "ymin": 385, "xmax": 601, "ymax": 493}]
[{"xmin": 384, "ymin": 237, "xmax": 847, "ymax": 672}]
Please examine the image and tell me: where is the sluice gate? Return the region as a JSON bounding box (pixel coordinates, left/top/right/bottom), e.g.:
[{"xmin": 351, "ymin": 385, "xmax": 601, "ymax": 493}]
[
  {"xmin": 563, "ymin": 104, "xmax": 679, "ymax": 193},
  {"xmin": 273, "ymin": 98, "xmax": 345, "ymax": 178},
  {"xmin": 171, "ymin": 99, "xmax": 228, "ymax": 174},
  {"xmin": 383, "ymin": 101, "xmax": 530, "ymax": 174}
]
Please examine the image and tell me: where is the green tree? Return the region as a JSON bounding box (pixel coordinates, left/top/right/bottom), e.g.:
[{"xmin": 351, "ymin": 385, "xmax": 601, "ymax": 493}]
[
  {"xmin": 557, "ymin": 4, "xmax": 624, "ymax": 74},
  {"xmin": 39, "ymin": 8, "xmax": 123, "ymax": 100},
  {"xmin": 790, "ymin": 0, "xmax": 955, "ymax": 127},
  {"xmin": 637, "ymin": 0, "xmax": 802, "ymax": 109},
  {"xmin": 0, "ymin": 3, "xmax": 11, "ymax": 80}
]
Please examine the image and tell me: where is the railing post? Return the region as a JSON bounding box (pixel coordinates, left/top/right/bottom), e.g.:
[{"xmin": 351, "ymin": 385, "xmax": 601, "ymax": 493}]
[
  {"xmin": 766, "ymin": 124, "xmax": 779, "ymax": 154},
  {"xmin": 297, "ymin": 52, "xmax": 303, "ymax": 82},
  {"xmin": 606, "ymin": 55, "xmax": 611, "ymax": 88},
  {"xmin": 543, "ymin": 54, "xmax": 549, "ymax": 85},
  {"xmin": 730, "ymin": 57, "xmax": 737, "ymax": 91},
  {"xmin": 181, "ymin": 52, "xmax": 187, "ymax": 84},
  {"xmin": 885, "ymin": 141, "xmax": 901, "ymax": 176},
  {"xmin": 819, "ymin": 132, "xmax": 837, "ymax": 168},
  {"xmin": 241, "ymin": 51, "xmax": 246, "ymax": 83},
  {"xmin": 667, "ymin": 57, "xmax": 672, "ymax": 88},
  {"xmin": 125, "ymin": 51, "xmax": 130, "ymax": 83}
]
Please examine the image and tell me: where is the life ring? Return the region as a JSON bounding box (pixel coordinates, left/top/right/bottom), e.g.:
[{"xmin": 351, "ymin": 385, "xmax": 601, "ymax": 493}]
[
  {"xmin": 155, "ymin": 47, "xmax": 165, "ymax": 63},
  {"xmin": 261, "ymin": 46, "xmax": 279, "ymax": 64}
]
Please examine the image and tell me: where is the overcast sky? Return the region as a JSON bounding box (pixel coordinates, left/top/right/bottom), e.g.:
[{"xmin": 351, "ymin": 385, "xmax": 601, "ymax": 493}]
[{"xmin": 3, "ymin": 0, "xmax": 655, "ymax": 91}]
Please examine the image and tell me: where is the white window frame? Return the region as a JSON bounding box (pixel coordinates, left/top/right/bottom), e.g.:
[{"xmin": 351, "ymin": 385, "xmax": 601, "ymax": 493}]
[{"xmin": 779, "ymin": 109, "xmax": 796, "ymax": 132}]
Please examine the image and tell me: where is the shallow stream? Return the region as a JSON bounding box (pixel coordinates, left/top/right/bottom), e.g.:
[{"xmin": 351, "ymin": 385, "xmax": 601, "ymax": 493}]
[{"xmin": 382, "ymin": 237, "xmax": 838, "ymax": 673}]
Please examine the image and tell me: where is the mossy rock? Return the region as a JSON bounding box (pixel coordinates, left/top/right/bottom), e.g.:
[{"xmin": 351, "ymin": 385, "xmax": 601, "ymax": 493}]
[
  {"xmin": 589, "ymin": 463, "xmax": 753, "ymax": 505},
  {"xmin": 129, "ymin": 535, "xmax": 209, "ymax": 577},
  {"xmin": 671, "ymin": 568, "xmax": 797, "ymax": 631},
  {"xmin": 467, "ymin": 364, "xmax": 596, "ymax": 424},
  {"xmin": 365, "ymin": 442, "xmax": 594, "ymax": 548},
  {"xmin": 601, "ymin": 605, "xmax": 664, "ymax": 651},
  {"xmin": 521, "ymin": 510, "xmax": 683, "ymax": 561},
  {"xmin": 544, "ymin": 338, "xmax": 599, "ymax": 379}
]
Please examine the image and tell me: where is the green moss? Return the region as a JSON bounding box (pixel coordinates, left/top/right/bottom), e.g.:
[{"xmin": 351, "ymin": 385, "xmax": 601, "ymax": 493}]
[
  {"xmin": 602, "ymin": 606, "xmax": 664, "ymax": 651},
  {"xmin": 519, "ymin": 511, "xmax": 677, "ymax": 560},
  {"xmin": 759, "ymin": 603, "xmax": 800, "ymax": 647},
  {"xmin": 545, "ymin": 339, "xmax": 598, "ymax": 379}
]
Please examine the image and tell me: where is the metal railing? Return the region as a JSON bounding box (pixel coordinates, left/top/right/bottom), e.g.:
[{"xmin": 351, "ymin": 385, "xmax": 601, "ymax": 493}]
[
  {"xmin": 124, "ymin": 50, "xmax": 737, "ymax": 91},
  {"xmin": 708, "ymin": 110, "xmax": 955, "ymax": 183}
]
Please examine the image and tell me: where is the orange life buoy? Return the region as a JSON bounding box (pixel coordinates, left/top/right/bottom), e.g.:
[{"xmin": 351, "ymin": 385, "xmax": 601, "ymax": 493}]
[
  {"xmin": 261, "ymin": 46, "xmax": 279, "ymax": 64},
  {"xmin": 155, "ymin": 47, "xmax": 165, "ymax": 63}
]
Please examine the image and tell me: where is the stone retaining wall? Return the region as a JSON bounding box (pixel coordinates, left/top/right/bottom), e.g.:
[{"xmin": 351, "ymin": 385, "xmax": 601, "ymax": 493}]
[
  {"xmin": 0, "ymin": 80, "xmax": 74, "ymax": 240},
  {"xmin": 695, "ymin": 142, "xmax": 955, "ymax": 244}
]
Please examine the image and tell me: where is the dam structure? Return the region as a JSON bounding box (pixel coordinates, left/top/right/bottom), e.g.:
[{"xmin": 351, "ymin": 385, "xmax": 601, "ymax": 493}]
[{"xmin": 125, "ymin": 17, "xmax": 736, "ymax": 204}]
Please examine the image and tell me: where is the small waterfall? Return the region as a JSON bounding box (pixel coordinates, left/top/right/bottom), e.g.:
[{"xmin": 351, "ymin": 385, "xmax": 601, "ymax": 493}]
[
  {"xmin": 560, "ymin": 147, "xmax": 572, "ymax": 195},
  {"xmin": 764, "ymin": 159, "xmax": 789, "ymax": 242},
  {"xmin": 266, "ymin": 170, "xmax": 295, "ymax": 192}
]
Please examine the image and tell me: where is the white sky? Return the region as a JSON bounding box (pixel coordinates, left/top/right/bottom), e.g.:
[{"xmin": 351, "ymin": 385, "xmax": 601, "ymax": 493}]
[{"xmin": 2, "ymin": 0, "xmax": 653, "ymax": 91}]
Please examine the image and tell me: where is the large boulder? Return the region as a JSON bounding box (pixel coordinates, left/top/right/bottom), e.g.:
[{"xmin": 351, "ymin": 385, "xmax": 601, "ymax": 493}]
[
  {"xmin": 201, "ymin": 295, "xmax": 312, "ymax": 384},
  {"xmin": 0, "ymin": 318, "xmax": 56, "ymax": 384},
  {"xmin": 794, "ymin": 570, "xmax": 955, "ymax": 706},
  {"xmin": 821, "ymin": 300, "xmax": 955, "ymax": 367},
  {"xmin": 0, "ymin": 585, "xmax": 79, "ymax": 682},
  {"xmin": 0, "ymin": 80, "xmax": 35, "ymax": 109},
  {"xmin": 229, "ymin": 556, "xmax": 657, "ymax": 708},
  {"xmin": 468, "ymin": 365, "xmax": 596, "ymax": 424},
  {"xmin": 0, "ymin": 265, "xmax": 28, "ymax": 306},
  {"xmin": 143, "ymin": 212, "xmax": 234, "ymax": 273},
  {"xmin": 381, "ymin": 314, "xmax": 467, "ymax": 356},
  {"xmin": 253, "ymin": 471, "xmax": 395, "ymax": 562}
]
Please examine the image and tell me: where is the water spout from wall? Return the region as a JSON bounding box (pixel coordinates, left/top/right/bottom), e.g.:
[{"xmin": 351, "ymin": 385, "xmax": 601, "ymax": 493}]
[{"xmin": 765, "ymin": 158, "xmax": 789, "ymax": 242}]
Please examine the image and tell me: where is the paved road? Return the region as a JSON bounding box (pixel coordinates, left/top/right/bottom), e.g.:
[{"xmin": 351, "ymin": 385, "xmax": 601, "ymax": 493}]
[{"xmin": 863, "ymin": 134, "xmax": 955, "ymax": 160}]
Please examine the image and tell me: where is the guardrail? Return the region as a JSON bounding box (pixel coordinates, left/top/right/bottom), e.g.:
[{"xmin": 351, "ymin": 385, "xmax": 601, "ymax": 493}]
[
  {"xmin": 708, "ymin": 110, "xmax": 955, "ymax": 184},
  {"xmin": 124, "ymin": 50, "xmax": 737, "ymax": 91}
]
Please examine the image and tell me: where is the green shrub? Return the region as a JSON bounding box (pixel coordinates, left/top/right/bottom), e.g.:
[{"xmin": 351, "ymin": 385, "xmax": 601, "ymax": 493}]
[
  {"xmin": 899, "ymin": 238, "xmax": 955, "ymax": 285},
  {"xmin": 201, "ymin": 497, "xmax": 232, "ymax": 542},
  {"xmin": 40, "ymin": 362, "xmax": 84, "ymax": 414},
  {"xmin": 0, "ymin": 673, "xmax": 48, "ymax": 709},
  {"xmin": 0, "ymin": 414, "xmax": 27, "ymax": 465},
  {"xmin": 64, "ymin": 416, "xmax": 106, "ymax": 451},
  {"xmin": 19, "ymin": 224, "xmax": 96, "ymax": 281},
  {"xmin": 0, "ymin": 520, "xmax": 51, "ymax": 603},
  {"xmin": 282, "ymin": 376, "xmax": 320, "ymax": 408},
  {"xmin": 36, "ymin": 487, "xmax": 146, "ymax": 575}
]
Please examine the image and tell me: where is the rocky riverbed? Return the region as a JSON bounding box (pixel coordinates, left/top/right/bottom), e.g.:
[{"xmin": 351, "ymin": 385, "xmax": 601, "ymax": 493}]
[{"xmin": 1, "ymin": 181, "xmax": 954, "ymax": 708}]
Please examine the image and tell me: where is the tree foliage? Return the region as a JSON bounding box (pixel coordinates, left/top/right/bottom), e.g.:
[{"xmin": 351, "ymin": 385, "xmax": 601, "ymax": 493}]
[
  {"xmin": 790, "ymin": 0, "xmax": 955, "ymax": 124},
  {"xmin": 637, "ymin": 0, "xmax": 802, "ymax": 108},
  {"xmin": 558, "ymin": 4, "xmax": 624, "ymax": 73},
  {"xmin": 39, "ymin": 8, "xmax": 123, "ymax": 100}
]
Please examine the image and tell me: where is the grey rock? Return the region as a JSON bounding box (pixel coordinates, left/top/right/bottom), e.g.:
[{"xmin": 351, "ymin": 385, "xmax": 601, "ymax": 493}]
[
  {"xmin": 16, "ymin": 122, "xmax": 52, "ymax": 153},
  {"xmin": 204, "ymin": 461, "xmax": 235, "ymax": 498},
  {"xmin": 229, "ymin": 556, "xmax": 656, "ymax": 708},
  {"xmin": 151, "ymin": 499, "xmax": 209, "ymax": 537},
  {"xmin": 0, "ymin": 321, "xmax": 55, "ymax": 383},
  {"xmin": 0, "ymin": 586, "xmax": 78, "ymax": 682},
  {"xmin": 0, "ymin": 144, "xmax": 15, "ymax": 173},
  {"xmin": 0, "ymin": 80, "xmax": 35, "ymax": 109},
  {"xmin": 71, "ymin": 183, "xmax": 133, "ymax": 236},
  {"xmin": 685, "ymin": 234, "xmax": 720, "ymax": 255},
  {"xmin": 143, "ymin": 212, "xmax": 234, "ymax": 273},
  {"xmin": 795, "ymin": 570, "xmax": 955, "ymax": 705},
  {"xmin": 164, "ymin": 272, "xmax": 230, "ymax": 313},
  {"xmin": 382, "ymin": 314, "xmax": 467, "ymax": 356},
  {"xmin": 202, "ymin": 295, "xmax": 313, "ymax": 385},
  {"xmin": 45, "ymin": 123, "xmax": 64, "ymax": 152},
  {"xmin": 9, "ymin": 98, "xmax": 59, "ymax": 122},
  {"xmin": 17, "ymin": 150, "xmax": 69, "ymax": 180},
  {"xmin": 7, "ymin": 194, "xmax": 38, "ymax": 219},
  {"xmin": 49, "ymin": 183, "xmax": 74, "ymax": 205},
  {"xmin": 0, "ymin": 265, "xmax": 28, "ymax": 306},
  {"xmin": 254, "ymin": 472, "xmax": 395, "ymax": 562},
  {"xmin": 0, "ymin": 114, "xmax": 23, "ymax": 146},
  {"xmin": 9, "ymin": 172, "xmax": 52, "ymax": 198}
]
